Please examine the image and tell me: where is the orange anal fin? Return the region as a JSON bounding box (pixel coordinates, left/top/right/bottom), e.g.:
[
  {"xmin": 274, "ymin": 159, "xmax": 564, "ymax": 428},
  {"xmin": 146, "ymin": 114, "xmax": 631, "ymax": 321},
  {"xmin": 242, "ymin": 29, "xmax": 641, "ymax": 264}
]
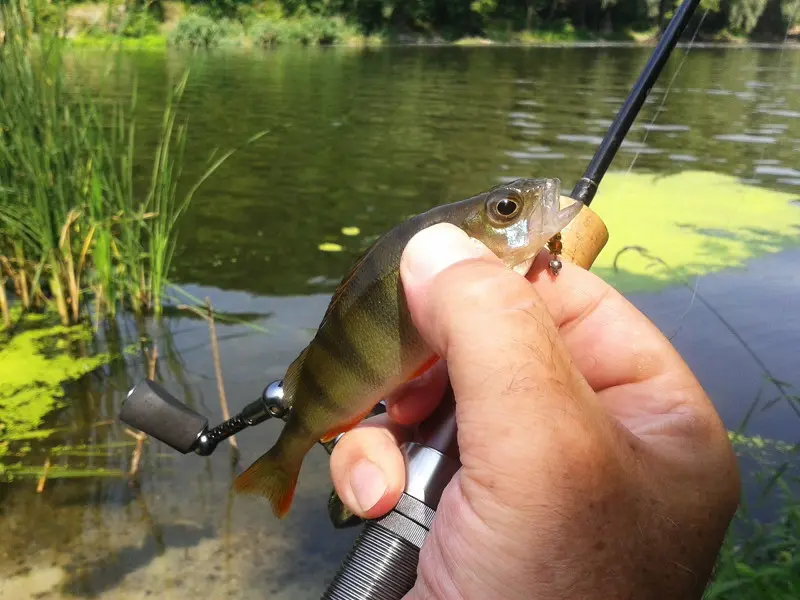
[
  {"xmin": 319, "ymin": 406, "xmax": 376, "ymax": 444},
  {"xmin": 407, "ymin": 355, "xmax": 439, "ymax": 382}
]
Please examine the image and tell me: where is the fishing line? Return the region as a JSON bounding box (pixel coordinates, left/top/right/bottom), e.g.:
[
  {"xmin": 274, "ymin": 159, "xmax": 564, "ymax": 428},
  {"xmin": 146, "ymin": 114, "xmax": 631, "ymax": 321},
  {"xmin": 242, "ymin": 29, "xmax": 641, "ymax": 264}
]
[
  {"xmin": 613, "ymin": 245, "xmax": 800, "ymax": 419},
  {"xmin": 667, "ymin": 270, "xmax": 701, "ymax": 341},
  {"xmin": 626, "ymin": 8, "xmax": 709, "ymax": 175},
  {"xmin": 620, "ymin": 8, "xmax": 710, "ymax": 341}
]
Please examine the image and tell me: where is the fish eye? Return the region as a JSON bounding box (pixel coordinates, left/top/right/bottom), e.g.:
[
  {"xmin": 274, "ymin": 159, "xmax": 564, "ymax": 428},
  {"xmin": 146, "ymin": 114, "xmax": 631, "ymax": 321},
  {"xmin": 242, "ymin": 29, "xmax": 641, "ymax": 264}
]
[
  {"xmin": 497, "ymin": 198, "xmax": 518, "ymax": 216},
  {"xmin": 487, "ymin": 193, "xmax": 522, "ymax": 223}
]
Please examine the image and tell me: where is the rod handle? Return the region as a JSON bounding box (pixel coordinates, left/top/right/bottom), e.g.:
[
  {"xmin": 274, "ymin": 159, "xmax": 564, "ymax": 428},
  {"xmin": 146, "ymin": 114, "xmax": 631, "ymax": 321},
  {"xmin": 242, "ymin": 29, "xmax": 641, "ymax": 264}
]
[
  {"xmin": 559, "ymin": 196, "xmax": 609, "ymax": 270},
  {"xmin": 322, "ymin": 492, "xmax": 433, "ymax": 600},
  {"xmin": 119, "ymin": 380, "xmax": 207, "ymax": 454},
  {"xmin": 321, "ymin": 521, "xmax": 419, "ymax": 600}
]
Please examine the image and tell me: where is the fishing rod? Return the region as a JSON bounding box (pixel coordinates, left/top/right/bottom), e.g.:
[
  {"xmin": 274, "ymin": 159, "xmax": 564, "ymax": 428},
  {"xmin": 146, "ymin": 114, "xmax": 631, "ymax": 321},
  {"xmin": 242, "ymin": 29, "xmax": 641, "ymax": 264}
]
[{"xmin": 119, "ymin": 0, "xmax": 702, "ymax": 596}]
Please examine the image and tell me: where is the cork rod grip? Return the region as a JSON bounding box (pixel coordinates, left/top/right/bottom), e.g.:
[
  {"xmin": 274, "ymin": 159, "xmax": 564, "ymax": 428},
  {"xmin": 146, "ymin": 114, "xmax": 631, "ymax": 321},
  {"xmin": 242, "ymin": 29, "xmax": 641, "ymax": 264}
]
[{"xmin": 557, "ymin": 196, "xmax": 609, "ymax": 271}]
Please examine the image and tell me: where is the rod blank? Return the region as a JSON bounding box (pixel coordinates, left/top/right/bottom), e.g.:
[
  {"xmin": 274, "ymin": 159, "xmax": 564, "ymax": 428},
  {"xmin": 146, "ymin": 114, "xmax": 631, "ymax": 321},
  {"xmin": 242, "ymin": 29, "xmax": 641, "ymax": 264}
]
[{"xmin": 571, "ymin": 0, "xmax": 703, "ymax": 206}]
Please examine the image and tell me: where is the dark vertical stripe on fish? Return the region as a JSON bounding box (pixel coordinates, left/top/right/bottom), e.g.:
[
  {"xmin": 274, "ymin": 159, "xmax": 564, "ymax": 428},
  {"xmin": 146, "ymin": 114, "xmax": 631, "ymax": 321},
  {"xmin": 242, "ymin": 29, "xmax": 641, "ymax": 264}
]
[
  {"xmin": 314, "ymin": 309, "xmax": 385, "ymax": 388},
  {"xmin": 293, "ymin": 358, "xmax": 340, "ymax": 429}
]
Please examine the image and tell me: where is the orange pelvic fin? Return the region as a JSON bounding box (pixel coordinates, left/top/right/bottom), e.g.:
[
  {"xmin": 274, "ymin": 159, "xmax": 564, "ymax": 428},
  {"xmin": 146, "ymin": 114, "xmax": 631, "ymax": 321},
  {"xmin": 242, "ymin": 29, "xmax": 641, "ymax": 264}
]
[{"xmin": 319, "ymin": 406, "xmax": 376, "ymax": 444}]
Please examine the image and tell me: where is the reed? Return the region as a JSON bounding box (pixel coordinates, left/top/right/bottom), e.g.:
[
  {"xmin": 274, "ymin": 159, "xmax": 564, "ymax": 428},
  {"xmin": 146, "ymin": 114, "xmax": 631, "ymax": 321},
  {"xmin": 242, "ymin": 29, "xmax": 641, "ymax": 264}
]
[
  {"xmin": 0, "ymin": 276, "xmax": 9, "ymax": 329},
  {"xmin": 1, "ymin": 1, "xmax": 119, "ymax": 324},
  {"xmin": 133, "ymin": 74, "xmax": 265, "ymax": 317},
  {"xmin": 0, "ymin": 0, "xmax": 260, "ymax": 327}
]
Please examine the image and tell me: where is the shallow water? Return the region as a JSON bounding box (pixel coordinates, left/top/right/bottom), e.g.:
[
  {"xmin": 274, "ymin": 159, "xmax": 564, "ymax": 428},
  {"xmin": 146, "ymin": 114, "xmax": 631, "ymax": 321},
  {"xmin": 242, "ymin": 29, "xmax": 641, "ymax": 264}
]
[{"xmin": 2, "ymin": 44, "xmax": 800, "ymax": 599}]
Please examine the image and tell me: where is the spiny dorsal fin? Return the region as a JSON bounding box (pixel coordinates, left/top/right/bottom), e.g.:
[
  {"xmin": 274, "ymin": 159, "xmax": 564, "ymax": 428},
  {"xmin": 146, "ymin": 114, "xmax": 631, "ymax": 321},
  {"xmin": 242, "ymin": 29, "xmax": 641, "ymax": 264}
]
[{"xmin": 318, "ymin": 232, "xmax": 386, "ymax": 330}]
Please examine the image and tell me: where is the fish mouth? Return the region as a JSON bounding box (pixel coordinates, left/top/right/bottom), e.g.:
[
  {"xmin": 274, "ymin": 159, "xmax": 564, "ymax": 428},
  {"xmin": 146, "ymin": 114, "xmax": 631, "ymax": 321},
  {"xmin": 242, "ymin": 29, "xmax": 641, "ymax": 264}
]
[
  {"xmin": 542, "ymin": 178, "xmax": 561, "ymax": 204},
  {"xmin": 509, "ymin": 178, "xmax": 562, "ymax": 276}
]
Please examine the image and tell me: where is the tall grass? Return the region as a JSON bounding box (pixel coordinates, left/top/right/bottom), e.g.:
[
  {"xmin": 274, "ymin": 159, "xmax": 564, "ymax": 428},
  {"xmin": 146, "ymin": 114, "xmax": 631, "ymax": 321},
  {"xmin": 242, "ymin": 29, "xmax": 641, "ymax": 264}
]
[
  {"xmin": 0, "ymin": 0, "xmax": 263, "ymax": 328},
  {"xmin": 0, "ymin": 7, "xmax": 94, "ymax": 324},
  {"xmin": 706, "ymin": 447, "xmax": 800, "ymax": 598}
]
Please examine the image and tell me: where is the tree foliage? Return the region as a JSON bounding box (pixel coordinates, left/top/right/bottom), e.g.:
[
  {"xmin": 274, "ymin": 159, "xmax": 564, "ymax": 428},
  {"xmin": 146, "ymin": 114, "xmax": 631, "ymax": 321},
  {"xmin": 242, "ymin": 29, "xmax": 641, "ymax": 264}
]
[
  {"xmin": 10, "ymin": 0, "xmax": 797, "ymax": 39},
  {"xmin": 280, "ymin": 0, "xmax": 798, "ymax": 37}
]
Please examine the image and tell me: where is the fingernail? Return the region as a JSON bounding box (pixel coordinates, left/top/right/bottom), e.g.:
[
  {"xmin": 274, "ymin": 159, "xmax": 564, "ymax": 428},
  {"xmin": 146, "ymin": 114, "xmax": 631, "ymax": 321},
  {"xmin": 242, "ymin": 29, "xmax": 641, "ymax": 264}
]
[
  {"xmin": 349, "ymin": 459, "xmax": 387, "ymax": 513},
  {"xmin": 403, "ymin": 223, "xmax": 491, "ymax": 286}
]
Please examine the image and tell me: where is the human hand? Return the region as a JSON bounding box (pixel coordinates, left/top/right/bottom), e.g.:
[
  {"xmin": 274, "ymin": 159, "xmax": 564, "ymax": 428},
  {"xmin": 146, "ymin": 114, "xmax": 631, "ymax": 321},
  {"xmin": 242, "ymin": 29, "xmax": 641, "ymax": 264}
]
[{"xmin": 329, "ymin": 223, "xmax": 740, "ymax": 600}]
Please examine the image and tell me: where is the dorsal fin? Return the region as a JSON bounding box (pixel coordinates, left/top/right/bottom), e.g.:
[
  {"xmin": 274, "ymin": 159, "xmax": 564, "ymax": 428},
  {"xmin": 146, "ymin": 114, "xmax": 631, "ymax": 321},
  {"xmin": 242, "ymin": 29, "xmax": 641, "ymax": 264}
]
[
  {"xmin": 318, "ymin": 232, "xmax": 386, "ymax": 331},
  {"xmin": 316, "ymin": 193, "xmax": 482, "ymax": 332}
]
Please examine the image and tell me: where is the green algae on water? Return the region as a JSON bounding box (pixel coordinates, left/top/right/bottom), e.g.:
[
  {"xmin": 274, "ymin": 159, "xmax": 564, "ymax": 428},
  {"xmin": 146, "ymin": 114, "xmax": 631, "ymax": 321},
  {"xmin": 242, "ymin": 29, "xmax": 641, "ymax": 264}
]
[
  {"xmin": 590, "ymin": 171, "xmax": 800, "ymax": 294},
  {"xmin": 0, "ymin": 313, "xmax": 114, "ymax": 480}
]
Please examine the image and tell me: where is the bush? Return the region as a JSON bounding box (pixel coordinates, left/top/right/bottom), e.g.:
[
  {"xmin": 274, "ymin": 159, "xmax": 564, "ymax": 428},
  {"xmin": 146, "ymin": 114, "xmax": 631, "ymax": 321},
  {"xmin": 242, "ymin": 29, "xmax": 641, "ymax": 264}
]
[
  {"xmin": 236, "ymin": 0, "xmax": 284, "ymax": 27},
  {"xmin": 250, "ymin": 14, "xmax": 358, "ymax": 46},
  {"xmin": 168, "ymin": 13, "xmax": 225, "ymax": 48},
  {"xmin": 250, "ymin": 18, "xmax": 282, "ymax": 46},
  {"xmin": 299, "ymin": 15, "xmax": 357, "ymax": 44},
  {"xmin": 315, "ymin": 15, "xmax": 358, "ymax": 44},
  {"xmin": 215, "ymin": 17, "xmax": 246, "ymax": 47},
  {"xmin": 29, "ymin": 0, "xmax": 66, "ymax": 35}
]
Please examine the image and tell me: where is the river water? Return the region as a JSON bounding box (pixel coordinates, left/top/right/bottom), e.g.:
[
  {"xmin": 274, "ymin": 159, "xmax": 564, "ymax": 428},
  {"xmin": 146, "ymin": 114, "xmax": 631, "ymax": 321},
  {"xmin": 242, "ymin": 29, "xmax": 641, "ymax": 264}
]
[{"xmin": 1, "ymin": 44, "xmax": 799, "ymax": 599}]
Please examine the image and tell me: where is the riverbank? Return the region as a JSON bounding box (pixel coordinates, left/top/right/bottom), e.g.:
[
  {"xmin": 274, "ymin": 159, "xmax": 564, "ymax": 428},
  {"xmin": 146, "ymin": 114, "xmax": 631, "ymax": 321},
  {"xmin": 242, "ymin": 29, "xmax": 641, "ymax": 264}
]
[
  {"xmin": 63, "ymin": 26, "xmax": 800, "ymax": 52},
  {"xmin": 19, "ymin": 1, "xmax": 800, "ymax": 51}
]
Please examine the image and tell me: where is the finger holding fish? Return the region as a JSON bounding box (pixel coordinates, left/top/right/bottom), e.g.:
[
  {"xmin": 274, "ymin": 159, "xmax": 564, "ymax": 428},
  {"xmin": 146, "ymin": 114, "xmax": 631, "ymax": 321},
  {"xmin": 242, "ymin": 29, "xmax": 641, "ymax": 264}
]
[
  {"xmin": 329, "ymin": 412, "xmax": 412, "ymax": 519},
  {"xmin": 327, "ymin": 246, "xmax": 569, "ymax": 518}
]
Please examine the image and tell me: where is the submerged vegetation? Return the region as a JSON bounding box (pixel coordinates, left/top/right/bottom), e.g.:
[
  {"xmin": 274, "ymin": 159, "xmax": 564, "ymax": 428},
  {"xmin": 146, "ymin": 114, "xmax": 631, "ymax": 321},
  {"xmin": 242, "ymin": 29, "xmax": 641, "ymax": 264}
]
[
  {"xmin": 594, "ymin": 170, "xmax": 800, "ymax": 293},
  {"xmin": 0, "ymin": 0, "xmax": 260, "ymax": 485},
  {"xmin": 0, "ymin": 307, "xmax": 121, "ymax": 482}
]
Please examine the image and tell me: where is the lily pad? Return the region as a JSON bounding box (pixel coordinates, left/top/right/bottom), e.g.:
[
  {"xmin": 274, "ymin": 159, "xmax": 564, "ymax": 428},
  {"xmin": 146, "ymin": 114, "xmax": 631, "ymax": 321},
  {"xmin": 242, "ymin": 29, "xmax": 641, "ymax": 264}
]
[
  {"xmin": 319, "ymin": 242, "xmax": 344, "ymax": 252},
  {"xmin": 341, "ymin": 226, "xmax": 361, "ymax": 236}
]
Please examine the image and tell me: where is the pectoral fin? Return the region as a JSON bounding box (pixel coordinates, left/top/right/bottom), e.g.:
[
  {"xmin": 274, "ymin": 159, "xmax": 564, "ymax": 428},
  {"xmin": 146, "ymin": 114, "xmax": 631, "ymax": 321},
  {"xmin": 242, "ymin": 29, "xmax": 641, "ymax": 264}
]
[{"xmin": 407, "ymin": 355, "xmax": 439, "ymax": 382}]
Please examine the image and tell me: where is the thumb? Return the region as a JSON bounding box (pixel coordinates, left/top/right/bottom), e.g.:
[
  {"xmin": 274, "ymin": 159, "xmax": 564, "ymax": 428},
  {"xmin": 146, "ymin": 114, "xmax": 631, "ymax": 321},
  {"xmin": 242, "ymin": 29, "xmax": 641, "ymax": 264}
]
[{"xmin": 400, "ymin": 223, "xmax": 619, "ymax": 498}]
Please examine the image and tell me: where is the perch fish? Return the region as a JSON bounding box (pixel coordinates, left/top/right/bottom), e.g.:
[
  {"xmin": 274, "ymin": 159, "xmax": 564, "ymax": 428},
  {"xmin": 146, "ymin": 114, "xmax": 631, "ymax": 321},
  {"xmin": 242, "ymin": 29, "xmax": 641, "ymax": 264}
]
[{"xmin": 233, "ymin": 177, "xmax": 582, "ymax": 518}]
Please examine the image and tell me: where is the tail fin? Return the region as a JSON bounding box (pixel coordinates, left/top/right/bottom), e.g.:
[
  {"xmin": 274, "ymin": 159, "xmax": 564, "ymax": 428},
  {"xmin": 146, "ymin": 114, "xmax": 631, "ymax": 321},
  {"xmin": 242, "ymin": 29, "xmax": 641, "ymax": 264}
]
[{"xmin": 233, "ymin": 434, "xmax": 310, "ymax": 519}]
